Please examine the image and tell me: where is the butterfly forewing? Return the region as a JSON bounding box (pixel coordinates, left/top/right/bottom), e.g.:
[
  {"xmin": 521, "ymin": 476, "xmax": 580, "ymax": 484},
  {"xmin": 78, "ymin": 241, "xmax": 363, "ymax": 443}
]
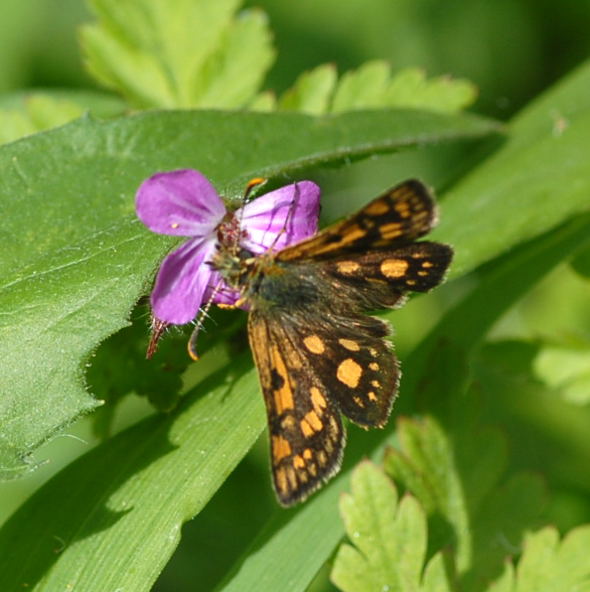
[
  {"xmin": 277, "ymin": 179, "xmax": 437, "ymax": 262},
  {"xmin": 322, "ymin": 241, "xmax": 454, "ymax": 310}
]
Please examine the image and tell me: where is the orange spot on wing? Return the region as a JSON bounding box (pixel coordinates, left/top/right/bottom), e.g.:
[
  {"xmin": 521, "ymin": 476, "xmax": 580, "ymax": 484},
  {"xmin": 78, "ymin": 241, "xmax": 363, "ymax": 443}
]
[
  {"xmin": 337, "ymin": 358, "xmax": 362, "ymax": 388},
  {"xmin": 272, "ymin": 435, "xmax": 292, "ymax": 462},
  {"xmin": 293, "ymin": 455, "xmax": 305, "ymax": 469},
  {"xmin": 339, "ymin": 338, "xmax": 360, "ymax": 351},
  {"xmin": 303, "ymin": 335, "xmax": 325, "ymax": 354},
  {"xmin": 379, "ymin": 222, "xmax": 403, "ymax": 238},
  {"xmin": 380, "ymin": 258, "xmax": 409, "ymax": 278},
  {"xmin": 364, "ymin": 200, "xmax": 390, "ymax": 215},
  {"xmin": 271, "ymin": 346, "xmax": 294, "ymax": 413},
  {"xmin": 275, "ymin": 467, "xmax": 288, "ymax": 494},
  {"xmin": 305, "ymin": 410, "xmax": 323, "ymax": 431},
  {"xmin": 336, "ymin": 260, "xmax": 361, "ymax": 274},
  {"xmin": 310, "ymin": 387, "xmax": 327, "ymax": 413}
]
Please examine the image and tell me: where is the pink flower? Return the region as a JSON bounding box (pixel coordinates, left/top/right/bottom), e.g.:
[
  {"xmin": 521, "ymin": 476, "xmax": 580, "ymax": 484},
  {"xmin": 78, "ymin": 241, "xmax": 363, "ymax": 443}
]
[{"xmin": 136, "ymin": 169, "xmax": 320, "ymax": 327}]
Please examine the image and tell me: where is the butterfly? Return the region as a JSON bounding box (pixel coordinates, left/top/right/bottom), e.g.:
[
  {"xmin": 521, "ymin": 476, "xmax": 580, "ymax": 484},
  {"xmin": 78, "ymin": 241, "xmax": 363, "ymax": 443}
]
[{"xmin": 209, "ymin": 179, "xmax": 453, "ymax": 506}]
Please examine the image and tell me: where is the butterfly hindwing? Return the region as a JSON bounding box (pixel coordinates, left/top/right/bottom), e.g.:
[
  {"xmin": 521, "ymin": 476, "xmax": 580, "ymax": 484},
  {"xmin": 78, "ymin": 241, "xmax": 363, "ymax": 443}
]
[
  {"xmin": 277, "ymin": 179, "xmax": 437, "ymax": 262},
  {"xmin": 291, "ymin": 310, "xmax": 399, "ymax": 428},
  {"xmin": 248, "ymin": 309, "xmax": 345, "ymax": 506}
]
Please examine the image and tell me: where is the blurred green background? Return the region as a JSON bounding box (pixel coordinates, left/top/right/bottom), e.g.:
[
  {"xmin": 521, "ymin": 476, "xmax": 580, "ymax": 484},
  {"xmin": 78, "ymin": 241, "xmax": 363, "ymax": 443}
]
[{"xmin": 1, "ymin": 1, "xmax": 589, "ymax": 590}]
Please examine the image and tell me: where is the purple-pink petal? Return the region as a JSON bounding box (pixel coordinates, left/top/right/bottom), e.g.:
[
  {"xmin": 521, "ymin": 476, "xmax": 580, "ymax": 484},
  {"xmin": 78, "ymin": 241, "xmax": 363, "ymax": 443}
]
[
  {"xmin": 150, "ymin": 237, "xmax": 218, "ymax": 324},
  {"xmin": 238, "ymin": 181, "xmax": 320, "ymax": 253},
  {"xmin": 136, "ymin": 169, "xmax": 226, "ymax": 237}
]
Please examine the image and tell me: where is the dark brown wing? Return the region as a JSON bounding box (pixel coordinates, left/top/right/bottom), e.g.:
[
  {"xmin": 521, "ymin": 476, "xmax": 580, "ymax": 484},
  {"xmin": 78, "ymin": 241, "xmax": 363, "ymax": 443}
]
[
  {"xmin": 321, "ymin": 241, "xmax": 454, "ymax": 310},
  {"xmin": 248, "ymin": 310, "xmax": 345, "ymax": 506},
  {"xmin": 277, "ymin": 179, "xmax": 437, "ymax": 262},
  {"xmin": 248, "ymin": 305, "xmax": 399, "ymax": 505}
]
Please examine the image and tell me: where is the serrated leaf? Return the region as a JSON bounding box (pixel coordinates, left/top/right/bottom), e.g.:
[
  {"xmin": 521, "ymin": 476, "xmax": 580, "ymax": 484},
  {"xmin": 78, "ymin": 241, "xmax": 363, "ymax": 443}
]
[
  {"xmin": 330, "ymin": 61, "xmax": 392, "ymax": 112},
  {"xmin": 0, "ymin": 107, "xmax": 497, "ymax": 477},
  {"xmin": 294, "ymin": 61, "xmax": 477, "ymax": 115},
  {"xmin": 278, "ymin": 64, "xmax": 338, "ymax": 114},
  {"xmin": 384, "ymin": 416, "xmax": 547, "ymax": 588},
  {"xmin": 331, "ymin": 461, "xmax": 436, "ymax": 592},
  {"xmin": 421, "ymin": 552, "xmax": 456, "ymax": 592},
  {"xmin": 80, "ymin": 0, "xmax": 273, "ymax": 108},
  {"xmin": 488, "ymin": 525, "xmax": 590, "ymax": 592},
  {"xmin": 383, "ymin": 68, "xmax": 477, "ymax": 113},
  {"xmin": 191, "ymin": 9, "xmax": 275, "ymax": 108},
  {"xmin": 384, "ymin": 418, "xmax": 473, "ymax": 570}
]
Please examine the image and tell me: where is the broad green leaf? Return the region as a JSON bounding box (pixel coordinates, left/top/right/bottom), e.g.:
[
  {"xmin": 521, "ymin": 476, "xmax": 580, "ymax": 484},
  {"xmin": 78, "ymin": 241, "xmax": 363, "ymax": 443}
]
[
  {"xmin": 0, "ymin": 108, "xmax": 497, "ymax": 477},
  {"xmin": 533, "ymin": 342, "xmax": 590, "ymax": 405},
  {"xmin": 488, "ymin": 526, "xmax": 590, "ymax": 592},
  {"xmin": 80, "ymin": 0, "xmax": 273, "ymax": 108},
  {"xmin": 570, "ymin": 243, "xmax": 590, "ymax": 278},
  {"xmin": 0, "ymin": 357, "xmax": 265, "ymax": 592},
  {"xmin": 331, "ymin": 461, "xmax": 452, "ymax": 592},
  {"xmin": 432, "ymin": 60, "xmax": 590, "ymax": 278},
  {"xmin": 278, "ymin": 64, "xmax": 338, "ymax": 114},
  {"xmin": 218, "ymin": 59, "xmax": 590, "ymax": 590}
]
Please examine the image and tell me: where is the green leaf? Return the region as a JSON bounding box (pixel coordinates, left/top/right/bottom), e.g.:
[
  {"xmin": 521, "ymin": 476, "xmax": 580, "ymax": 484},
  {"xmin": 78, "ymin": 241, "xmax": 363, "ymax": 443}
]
[
  {"xmin": 383, "ymin": 416, "xmax": 548, "ymax": 587},
  {"xmin": 433, "ymin": 60, "xmax": 590, "ymax": 278},
  {"xmin": 278, "ymin": 64, "xmax": 338, "ymax": 114},
  {"xmin": 382, "ymin": 67, "xmax": 477, "ymax": 113},
  {"xmin": 473, "ymin": 338, "xmax": 590, "ymax": 530},
  {"xmin": 0, "ymin": 95, "xmax": 84, "ymax": 144},
  {"xmin": 0, "ymin": 107, "xmax": 496, "ymax": 476},
  {"xmin": 570, "ymin": 243, "xmax": 590, "ymax": 278},
  {"xmin": 289, "ymin": 61, "xmax": 477, "ymax": 115},
  {"xmin": 533, "ymin": 341, "xmax": 590, "ymax": 405},
  {"xmin": 0, "ymin": 89, "xmax": 125, "ymax": 145},
  {"xmin": 331, "ymin": 61, "xmax": 392, "ymax": 112},
  {"xmin": 80, "ymin": 0, "xmax": 274, "ymax": 108},
  {"xmin": 331, "ymin": 461, "xmax": 453, "ymax": 592},
  {"xmin": 0, "ymin": 358, "xmax": 265, "ymax": 592},
  {"xmin": 488, "ymin": 526, "xmax": 590, "ymax": 592}
]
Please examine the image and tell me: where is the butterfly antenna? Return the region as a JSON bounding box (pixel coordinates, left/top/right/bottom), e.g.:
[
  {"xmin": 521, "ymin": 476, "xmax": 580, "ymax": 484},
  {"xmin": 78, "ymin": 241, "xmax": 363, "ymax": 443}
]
[{"xmin": 187, "ymin": 280, "xmax": 225, "ymax": 360}]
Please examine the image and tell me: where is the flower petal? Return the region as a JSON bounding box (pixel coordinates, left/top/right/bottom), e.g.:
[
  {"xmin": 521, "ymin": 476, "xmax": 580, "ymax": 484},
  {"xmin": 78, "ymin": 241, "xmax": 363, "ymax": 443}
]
[
  {"xmin": 136, "ymin": 169, "xmax": 226, "ymax": 237},
  {"xmin": 150, "ymin": 237, "xmax": 218, "ymax": 324},
  {"xmin": 238, "ymin": 181, "xmax": 320, "ymax": 253}
]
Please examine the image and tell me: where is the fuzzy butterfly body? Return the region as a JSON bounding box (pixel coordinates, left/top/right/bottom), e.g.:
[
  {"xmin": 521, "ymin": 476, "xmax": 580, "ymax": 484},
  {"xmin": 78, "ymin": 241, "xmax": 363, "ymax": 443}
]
[{"xmin": 211, "ymin": 179, "xmax": 453, "ymax": 506}]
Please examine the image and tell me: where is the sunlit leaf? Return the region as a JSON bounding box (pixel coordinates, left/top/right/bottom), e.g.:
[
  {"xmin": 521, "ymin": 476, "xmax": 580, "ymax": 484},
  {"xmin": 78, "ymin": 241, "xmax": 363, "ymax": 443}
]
[{"xmin": 80, "ymin": 0, "xmax": 273, "ymax": 108}]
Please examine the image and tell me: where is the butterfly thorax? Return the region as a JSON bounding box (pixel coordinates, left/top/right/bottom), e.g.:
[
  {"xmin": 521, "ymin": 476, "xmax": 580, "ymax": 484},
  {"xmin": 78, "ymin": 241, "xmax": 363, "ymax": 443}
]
[{"xmin": 213, "ymin": 242, "xmax": 321, "ymax": 312}]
